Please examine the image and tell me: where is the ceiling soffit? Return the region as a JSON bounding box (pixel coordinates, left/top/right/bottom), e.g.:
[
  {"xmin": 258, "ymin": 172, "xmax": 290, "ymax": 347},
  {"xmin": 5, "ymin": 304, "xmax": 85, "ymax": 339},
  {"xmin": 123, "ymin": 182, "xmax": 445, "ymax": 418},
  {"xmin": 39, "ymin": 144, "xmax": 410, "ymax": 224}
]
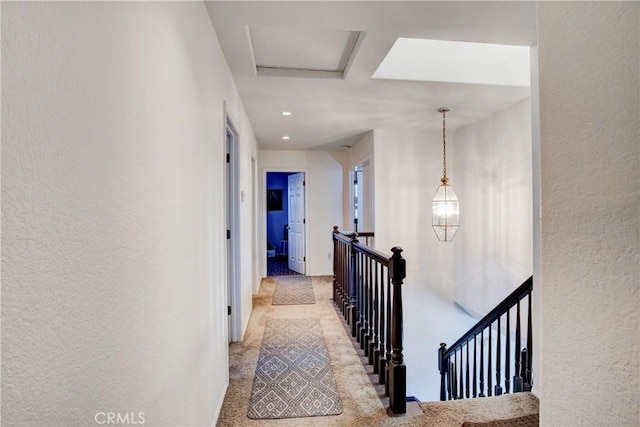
[{"xmin": 248, "ymin": 25, "xmax": 364, "ymax": 79}]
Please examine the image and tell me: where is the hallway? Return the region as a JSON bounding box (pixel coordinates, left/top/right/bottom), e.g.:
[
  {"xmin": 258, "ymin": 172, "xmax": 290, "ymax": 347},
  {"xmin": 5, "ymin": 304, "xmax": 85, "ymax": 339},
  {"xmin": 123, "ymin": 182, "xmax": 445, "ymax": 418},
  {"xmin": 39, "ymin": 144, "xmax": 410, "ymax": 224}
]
[
  {"xmin": 216, "ymin": 277, "xmax": 538, "ymax": 427},
  {"xmin": 217, "ymin": 275, "xmax": 400, "ymax": 426}
]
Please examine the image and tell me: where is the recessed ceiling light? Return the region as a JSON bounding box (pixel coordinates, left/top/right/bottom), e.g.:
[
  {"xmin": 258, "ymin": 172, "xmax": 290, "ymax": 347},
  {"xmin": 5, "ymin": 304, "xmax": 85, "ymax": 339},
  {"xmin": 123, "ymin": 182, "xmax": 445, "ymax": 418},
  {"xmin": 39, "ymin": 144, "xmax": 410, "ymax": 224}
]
[
  {"xmin": 282, "ymin": 111, "xmax": 292, "ymax": 116},
  {"xmin": 282, "ymin": 136, "xmax": 290, "ymax": 140}
]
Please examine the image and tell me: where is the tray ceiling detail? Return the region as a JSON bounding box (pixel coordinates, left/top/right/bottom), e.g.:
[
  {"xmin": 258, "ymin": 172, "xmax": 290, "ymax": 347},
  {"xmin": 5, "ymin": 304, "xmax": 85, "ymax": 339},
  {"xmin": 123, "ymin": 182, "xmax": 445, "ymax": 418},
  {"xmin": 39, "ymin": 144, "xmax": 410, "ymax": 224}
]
[{"xmin": 248, "ymin": 26, "xmax": 364, "ymax": 79}]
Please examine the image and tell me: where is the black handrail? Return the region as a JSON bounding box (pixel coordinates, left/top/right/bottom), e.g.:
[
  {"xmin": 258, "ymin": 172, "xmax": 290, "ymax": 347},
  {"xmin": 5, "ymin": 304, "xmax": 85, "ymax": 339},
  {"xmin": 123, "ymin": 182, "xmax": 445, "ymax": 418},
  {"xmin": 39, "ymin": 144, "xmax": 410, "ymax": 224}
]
[
  {"xmin": 439, "ymin": 276, "xmax": 533, "ymax": 401},
  {"xmin": 332, "ymin": 227, "xmax": 406, "ymax": 414}
]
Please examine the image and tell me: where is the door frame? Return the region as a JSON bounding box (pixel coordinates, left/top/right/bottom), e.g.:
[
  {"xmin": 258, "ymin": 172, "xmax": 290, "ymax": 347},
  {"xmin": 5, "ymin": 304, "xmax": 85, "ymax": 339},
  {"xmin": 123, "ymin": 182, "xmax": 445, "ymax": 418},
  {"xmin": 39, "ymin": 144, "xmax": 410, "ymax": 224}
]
[
  {"xmin": 225, "ymin": 112, "xmax": 241, "ymax": 343},
  {"xmin": 262, "ymin": 168, "xmax": 310, "ymax": 278}
]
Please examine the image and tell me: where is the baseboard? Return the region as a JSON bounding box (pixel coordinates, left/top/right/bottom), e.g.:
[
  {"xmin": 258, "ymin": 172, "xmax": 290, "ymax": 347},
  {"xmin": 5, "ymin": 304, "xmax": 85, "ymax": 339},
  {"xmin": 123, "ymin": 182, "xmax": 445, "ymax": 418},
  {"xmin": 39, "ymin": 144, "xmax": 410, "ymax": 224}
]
[{"xmin": 210, "ymin": 380, "xmax": 229, "ymax": 427}]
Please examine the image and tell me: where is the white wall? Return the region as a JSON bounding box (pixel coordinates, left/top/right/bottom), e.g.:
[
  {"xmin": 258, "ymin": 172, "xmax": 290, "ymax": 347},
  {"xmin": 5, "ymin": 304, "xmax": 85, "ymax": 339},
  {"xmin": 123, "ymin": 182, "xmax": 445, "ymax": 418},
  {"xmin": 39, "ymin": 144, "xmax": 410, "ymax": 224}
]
[
  {"xmin": 373, "ymin": 127, "xmax": 456, "ymax": 298},
  {"xmin": 1, "ymin": 2, "xmax": 258, "ymax": 425},
  {"xmin": 235, "ymin": 117, "xmax": 260, "ymax": 337},
  {"xmin": 372, "ymin": 100, "xmax": 533, "ymax": 401},
  {"xmin": 453, "ymin": 99, "xmax": 533, "ymax": 317},
  {"xmin": 537, "ymin": 2, "xmax": 639, "ymax": 425},
  {"xmin": 260, "ymin": 150, "xmax": 344, "ymax": 276}
]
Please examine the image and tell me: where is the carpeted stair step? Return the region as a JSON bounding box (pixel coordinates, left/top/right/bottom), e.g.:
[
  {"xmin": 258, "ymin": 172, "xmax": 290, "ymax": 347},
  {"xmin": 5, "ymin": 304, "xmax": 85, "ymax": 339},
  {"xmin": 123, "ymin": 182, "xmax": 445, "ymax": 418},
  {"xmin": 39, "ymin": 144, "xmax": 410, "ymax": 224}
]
[{"xmin": 420, "ymin": 393, "xmax": 539, "ymax": 426}]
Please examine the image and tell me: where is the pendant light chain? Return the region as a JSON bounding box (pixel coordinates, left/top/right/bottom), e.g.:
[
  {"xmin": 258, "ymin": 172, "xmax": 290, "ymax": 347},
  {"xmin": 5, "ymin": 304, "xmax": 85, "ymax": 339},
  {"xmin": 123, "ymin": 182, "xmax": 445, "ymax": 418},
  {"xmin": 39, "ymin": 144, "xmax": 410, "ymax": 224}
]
[
  {"xmin": 438, "ymin": 107, "xmax": 450, "ymax": 184},
  {"xmin": 442, "ymin": 109, "xmax": 447, "ymax": 180}
]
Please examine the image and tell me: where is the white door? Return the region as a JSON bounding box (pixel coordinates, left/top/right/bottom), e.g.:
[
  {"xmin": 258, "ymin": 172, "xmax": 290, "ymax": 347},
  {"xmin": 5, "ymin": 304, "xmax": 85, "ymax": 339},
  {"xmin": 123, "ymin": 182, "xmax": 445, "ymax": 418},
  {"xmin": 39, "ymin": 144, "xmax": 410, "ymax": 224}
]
[{"xmin": 288, "ymin": 173, "xmax": 305, "ymax": 274}]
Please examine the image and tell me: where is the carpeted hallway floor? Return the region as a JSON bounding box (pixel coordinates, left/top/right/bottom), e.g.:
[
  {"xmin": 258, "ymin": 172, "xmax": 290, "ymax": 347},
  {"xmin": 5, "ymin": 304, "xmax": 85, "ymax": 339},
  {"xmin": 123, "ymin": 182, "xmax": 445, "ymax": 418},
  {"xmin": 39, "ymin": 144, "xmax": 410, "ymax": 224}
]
[{"xmin": 216, "ymin": 276, "xmax": 539, "ymax": 426}]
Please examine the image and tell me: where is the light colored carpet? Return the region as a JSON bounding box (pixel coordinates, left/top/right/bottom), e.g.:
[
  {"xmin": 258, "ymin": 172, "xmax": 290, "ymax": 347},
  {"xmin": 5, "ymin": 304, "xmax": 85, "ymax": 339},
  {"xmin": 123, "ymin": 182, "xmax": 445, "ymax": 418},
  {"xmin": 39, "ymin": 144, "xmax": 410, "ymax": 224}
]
[
  {"xmin": 216, "ymin": 276, "xmax": 539, "ymax": 426},
  {"xmin": 462, "ymin": 412, "xmax": 539, "ymax": 427},
  {"xmin": 247, "ymin": 318, "xmax": 342, "ymax": 419},
  {"xmin": 420, "ymin": 393, "xmax": 539, "ymax": 426},
  {"xmin": 271, "ymin": 275, "xmax": 315, "ymax": 305}
]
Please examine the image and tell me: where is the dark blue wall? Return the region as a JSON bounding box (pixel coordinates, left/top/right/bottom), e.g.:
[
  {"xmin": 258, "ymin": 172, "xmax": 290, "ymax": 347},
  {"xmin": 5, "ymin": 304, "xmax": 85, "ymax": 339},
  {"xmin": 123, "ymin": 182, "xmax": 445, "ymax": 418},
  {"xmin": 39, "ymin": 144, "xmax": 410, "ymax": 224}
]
[{"xmin": 266, "ymin": 173, "xmax": 293, "ymax": 254}]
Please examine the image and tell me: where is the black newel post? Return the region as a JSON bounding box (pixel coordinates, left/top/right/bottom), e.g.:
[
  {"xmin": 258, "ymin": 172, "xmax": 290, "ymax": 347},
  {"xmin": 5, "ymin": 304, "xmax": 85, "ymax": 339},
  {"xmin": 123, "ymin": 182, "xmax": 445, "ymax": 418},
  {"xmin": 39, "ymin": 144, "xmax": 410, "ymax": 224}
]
[
  {"xmin": 439, "ymin": 343, "xmax": 448, "ymax": 401},
  {"xmin": 332, "ymin": 226, "xmax": 339, "ymax": 303},
  {"xmin": 388, "ymin": 247, "xmax": 406, "ymax": 414},
  {"xmin": 349, "ymin": 233, "xmax": 359, "ymax": 337}
]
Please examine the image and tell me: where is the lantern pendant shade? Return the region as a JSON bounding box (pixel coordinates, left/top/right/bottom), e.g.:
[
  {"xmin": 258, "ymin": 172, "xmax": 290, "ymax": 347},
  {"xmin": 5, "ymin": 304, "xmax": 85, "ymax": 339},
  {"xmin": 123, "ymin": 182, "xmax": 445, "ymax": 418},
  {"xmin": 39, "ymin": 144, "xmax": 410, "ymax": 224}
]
[{"xmin": 432, "ymin": 181, "xmax": 459, "ymax": 242}]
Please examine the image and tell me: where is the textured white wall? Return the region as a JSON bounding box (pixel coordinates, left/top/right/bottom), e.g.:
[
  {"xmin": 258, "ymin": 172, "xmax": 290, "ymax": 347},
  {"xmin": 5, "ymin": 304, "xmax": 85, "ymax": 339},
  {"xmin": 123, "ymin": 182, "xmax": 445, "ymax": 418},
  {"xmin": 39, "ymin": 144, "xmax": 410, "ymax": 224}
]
[
  {"xmin": 260, "ymin": 150, "xmax": 344, "ymax": 276},
  {"xmin": 453, "ymin": 99, "xmax": 533, "ymax": 317},
  {"xmin": 537, "ymin": 2, "xmax": 639, "ymax": 425},
  {"xmin": 373, "ymin": 127, "xmax": 455, "ymax": 297},
  {"xmin": 2, "ymin": 2, "xmax": 258, "ymax": 425}
]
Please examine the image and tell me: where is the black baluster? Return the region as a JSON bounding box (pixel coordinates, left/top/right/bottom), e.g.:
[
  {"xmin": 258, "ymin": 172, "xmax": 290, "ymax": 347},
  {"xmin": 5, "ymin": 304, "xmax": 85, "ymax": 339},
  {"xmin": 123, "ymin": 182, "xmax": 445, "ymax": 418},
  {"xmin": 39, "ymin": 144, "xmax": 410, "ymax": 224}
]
[
  {"xmin": 359, "ymin": 251, "xmax": 363, "ymax": 339},
  {"xmin": 378, "ymin": 269, "xmax": 386, "ymax": 383},
  {"xmin": 361, "ymin": 257, "xmax": 369, "ymax": 352},
  {"xmin": 344, "ymin": 242, "xmax": 348, "ymax": 314},
  {"xmin": 366, "ymin": 258, "xmax": 374, "ymax": 360},
  {"xmin": 448, "ymin": 361, "xmax": 454, "ymax": 400},
  {"xmin": 458, "ymin": 348, "xmax": 463, "ymax": 399},
  {"xmin": 505, "ymin": 308, "xmax": 511, "ymax": 393},
  {"xmin": 350, "ymin": 235, "xmax": 359, "ymax": 337},
  {"xmin": 514, "ymin": 300, "xmax": 523, "ymax": 392},
  {"xmin": 479, "ymin": 329, "xmax": 485, "ymax": 397},
  {"xmin": 340, "ymin": 240, "xmax": 345, "ymax": 315},
  {"xmin": 331, "ymin": 225, "xmax": 339, "ymax": 304},
  {"xmin": 342, "ymin": 241, "xmax": 348, "ymax": 316},
  {"xmin": 495, "ymin": 316, "xmax": 503, "ymax": 396},
  {"xmin": 372, "ymin": 264, "xmax": 381, "ymax": 370},
  {"xmin": 453, "ymin": 352, "xmax": 459, "ymax": 399},
  {"xmin": 473, "ymin": 335, "xmax": 477, "ymax": 398},
  {"xmin": 384, "ymin": 269, "xmax": 392, "ymax": 396},
  {"xmin": 525, "ymin": 293, "xmax": 533, "ymax": 391},
  {"xmin": 520, "ymin": 348, "xmax": 528, "ymax": 383},
  {"xmin": 359, "ymin": 255, "xmax": 367, "ymax": 349},
  {"xmin": 465, "ymin": 340, "xmax": 470, "ymax": 398},
  {"xmin": 488, "ymin": 325, "xmax": 492, "ymax": 397}
]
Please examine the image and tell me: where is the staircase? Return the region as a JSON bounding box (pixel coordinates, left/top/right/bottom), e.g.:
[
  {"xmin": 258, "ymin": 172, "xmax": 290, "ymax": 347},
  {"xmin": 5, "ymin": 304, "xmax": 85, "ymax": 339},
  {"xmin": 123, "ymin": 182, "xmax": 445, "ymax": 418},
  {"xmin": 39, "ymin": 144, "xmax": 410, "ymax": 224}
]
[
  {"xmin": 438, "ymin": 277, "xmax": 534, "ymax": 401},
  {"xmin": 331, "ymin": 228, "xmax": 538, "ymax": 424}
]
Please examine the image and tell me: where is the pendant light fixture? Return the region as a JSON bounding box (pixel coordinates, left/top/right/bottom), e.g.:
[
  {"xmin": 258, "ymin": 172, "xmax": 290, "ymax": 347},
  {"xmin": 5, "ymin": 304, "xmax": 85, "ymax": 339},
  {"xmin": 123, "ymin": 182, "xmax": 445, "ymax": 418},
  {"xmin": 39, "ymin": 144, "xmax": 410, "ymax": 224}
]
[{"xmin": 432, "ymin": 107, "xmax": 460, "ymax": 242}]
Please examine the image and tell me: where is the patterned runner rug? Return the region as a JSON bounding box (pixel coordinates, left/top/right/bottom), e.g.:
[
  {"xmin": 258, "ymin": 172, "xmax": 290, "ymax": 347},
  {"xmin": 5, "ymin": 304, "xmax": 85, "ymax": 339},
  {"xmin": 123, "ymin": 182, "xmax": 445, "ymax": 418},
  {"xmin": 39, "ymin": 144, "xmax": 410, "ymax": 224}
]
[
  {"xmin": 247, "ymin": 318, "xmax": 343, "ymax": 420},
  {"xmin": 271, "ymin": 275, "xmax": 315, "ymax": 305}
]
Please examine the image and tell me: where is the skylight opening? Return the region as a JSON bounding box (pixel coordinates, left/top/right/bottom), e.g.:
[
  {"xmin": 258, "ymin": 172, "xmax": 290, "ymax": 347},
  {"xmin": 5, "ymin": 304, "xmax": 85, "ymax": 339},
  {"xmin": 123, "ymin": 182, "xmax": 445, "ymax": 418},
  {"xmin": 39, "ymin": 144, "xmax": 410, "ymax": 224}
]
[{"xmin": 372, "ymin": 38, "xmax": 530, "ymax": 87}]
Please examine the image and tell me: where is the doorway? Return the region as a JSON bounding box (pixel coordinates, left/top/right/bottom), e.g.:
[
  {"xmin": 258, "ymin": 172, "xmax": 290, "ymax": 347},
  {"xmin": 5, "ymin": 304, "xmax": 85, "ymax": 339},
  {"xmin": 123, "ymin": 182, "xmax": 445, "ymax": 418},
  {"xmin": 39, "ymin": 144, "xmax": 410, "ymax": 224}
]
[
  {"xmin": 265, "ymin": 171, "xmax": 306, "ymax": 276},
  {"xmin": 350, "ymin": 160, "xmax": 373, "ymax": 234}
]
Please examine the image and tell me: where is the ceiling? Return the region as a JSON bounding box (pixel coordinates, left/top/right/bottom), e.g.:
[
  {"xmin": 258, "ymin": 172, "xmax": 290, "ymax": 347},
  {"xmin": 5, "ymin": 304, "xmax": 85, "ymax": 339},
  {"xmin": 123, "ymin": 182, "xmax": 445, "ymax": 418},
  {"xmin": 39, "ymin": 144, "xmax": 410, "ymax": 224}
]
[{"xmin": 205, "ymin": 1, "xmax": 537, "ymax": 151}]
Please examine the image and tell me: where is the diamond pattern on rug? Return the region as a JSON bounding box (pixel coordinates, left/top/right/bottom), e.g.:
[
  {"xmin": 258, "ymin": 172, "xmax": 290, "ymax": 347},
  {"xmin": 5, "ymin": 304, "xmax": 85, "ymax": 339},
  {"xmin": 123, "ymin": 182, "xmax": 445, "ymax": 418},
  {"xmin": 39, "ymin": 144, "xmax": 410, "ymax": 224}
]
[
  {"xmin": 271, "ymin": 275, "xmax": 315, "ymax": 305},
  {"xmin": 247, "ymin": 318, "xmax": 343, "ymax": 420}
]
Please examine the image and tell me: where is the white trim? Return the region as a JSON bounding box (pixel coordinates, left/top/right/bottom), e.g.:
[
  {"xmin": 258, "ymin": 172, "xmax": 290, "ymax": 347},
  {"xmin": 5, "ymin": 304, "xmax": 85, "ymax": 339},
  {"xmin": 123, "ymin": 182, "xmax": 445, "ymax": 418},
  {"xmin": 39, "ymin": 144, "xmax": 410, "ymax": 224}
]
[
  {"xmin": 225, "ymin": 109, "xmax": 242, "ymax": 343},
  {"xmin": 261, "ymin": 168, "xmax": 310, "ymax": 278}
]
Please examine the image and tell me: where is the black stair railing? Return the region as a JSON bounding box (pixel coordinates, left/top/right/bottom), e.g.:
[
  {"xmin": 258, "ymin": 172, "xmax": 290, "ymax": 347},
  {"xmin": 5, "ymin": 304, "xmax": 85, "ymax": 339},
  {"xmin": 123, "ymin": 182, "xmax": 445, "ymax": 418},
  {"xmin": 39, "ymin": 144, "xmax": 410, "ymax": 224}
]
[
  {"xmin": 438, "ymin": 276, "xmax": 533, "ymax": 401},
  {"xmin": 332, "ymin": 227, "xmax": 406, "ymax": 414}
]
